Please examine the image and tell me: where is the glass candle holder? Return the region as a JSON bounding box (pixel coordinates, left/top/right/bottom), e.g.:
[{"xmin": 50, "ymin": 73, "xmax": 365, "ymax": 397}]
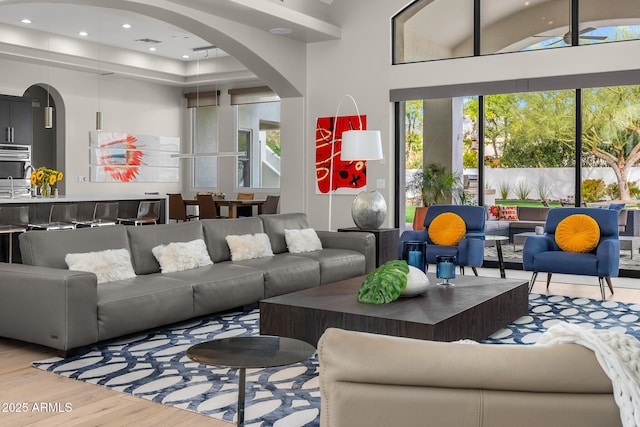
[
  {"xmin": 436, "ymin": 255, "xmax": 456, "ymax": 286},
  {"xmin": 401, "ymin": 241, "xmax": 427, "ymax": 273}
]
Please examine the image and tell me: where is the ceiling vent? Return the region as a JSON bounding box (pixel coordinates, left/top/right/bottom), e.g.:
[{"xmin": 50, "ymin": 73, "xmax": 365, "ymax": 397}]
[{"xmin": 135, "ymin": 38, "xmax": 162, "ymax": 44}]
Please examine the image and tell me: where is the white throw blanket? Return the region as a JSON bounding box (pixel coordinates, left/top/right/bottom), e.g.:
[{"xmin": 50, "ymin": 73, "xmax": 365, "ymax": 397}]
[{"xmin": 536, "ymin": 322, "xmax": 640, "ymax": 427}]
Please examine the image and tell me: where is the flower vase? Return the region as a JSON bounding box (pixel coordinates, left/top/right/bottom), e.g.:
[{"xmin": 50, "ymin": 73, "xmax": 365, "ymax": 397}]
[{"xmin": 40, "ymin": 183, "xmax": 51, "ymax": 197}]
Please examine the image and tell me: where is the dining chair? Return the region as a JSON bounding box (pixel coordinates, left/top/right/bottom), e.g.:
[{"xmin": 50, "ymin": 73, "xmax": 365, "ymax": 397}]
[
  {"xmin": 236, "ymin": 192, "xmax": 255, "ymax": 217},
  {"xmin": 261, "ymin": 195, "xmax": 280, "ymax": 214},
  {"xmin": 118, "ymin": 200, "xmax": 161, "ymax": 226},
  {"xmin": 168, "ymin": 193, "xmax": 198, "ymax": 222},
  {"xmin": 197, "ymin": 194, "xmax": 222, "ymax": 219}
]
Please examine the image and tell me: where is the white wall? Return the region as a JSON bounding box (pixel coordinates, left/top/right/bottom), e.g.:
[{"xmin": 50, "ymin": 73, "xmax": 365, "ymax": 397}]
[
  {"xmin": 487, "ymin": 167, "xmax": 640, "ymax": 201},
  {"xmin": 3, "ymin": 0, "xmax": 640, "ymax": 229},
  {"xmin": 301, "ymin": 0, "xmax": 640, "ymax": 230},
  {"xmin": 0, "ymin": 57, "xmax": 184, "ymax": 196}
]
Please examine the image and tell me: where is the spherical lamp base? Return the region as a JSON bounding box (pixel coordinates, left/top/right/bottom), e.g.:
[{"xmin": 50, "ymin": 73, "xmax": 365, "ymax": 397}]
[{"xmin": 351, "ymin": 190, "xmax": 387, "ymax": 229}]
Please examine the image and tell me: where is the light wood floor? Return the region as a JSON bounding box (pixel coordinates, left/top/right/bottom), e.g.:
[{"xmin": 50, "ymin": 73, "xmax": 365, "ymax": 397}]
[
  {"xmin": 2, "ymin": 271, "xmax": 639, "ymax": 427},
  {"xmin": 0, "ymin": 341, "xmax": 231, "ymax": 426}
]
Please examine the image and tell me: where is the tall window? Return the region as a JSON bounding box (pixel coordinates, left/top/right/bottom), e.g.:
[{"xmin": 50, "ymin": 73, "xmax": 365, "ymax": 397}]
[
  {"xmin": 192, "ymin": 105, "xmax": 219, "ymax": 188},
  {"xmin": 393, "ymin": 0, "xmax": 640, "ymax": 64},
  {"xmin": 235, "ymin": 101, "xmax": 281, "ymax": 189}
]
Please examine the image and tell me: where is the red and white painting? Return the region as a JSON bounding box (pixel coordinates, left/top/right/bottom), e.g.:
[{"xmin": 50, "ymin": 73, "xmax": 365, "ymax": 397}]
[
  {"xmin": 315, "ymin": 115, "xmax": 368, "ymax": 194},
  {"xmin": 90, "ymin": 131, "xmax": 180, "ymax": 182}
]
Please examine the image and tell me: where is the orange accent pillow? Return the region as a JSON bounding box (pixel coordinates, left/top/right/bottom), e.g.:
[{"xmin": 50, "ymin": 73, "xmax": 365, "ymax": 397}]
[
  {"xmin": 428, "ymin": 212, "xmax": 467, "ymax": 246},
  {"xmin": 555, "ymin": 214, "xmax": 601, "ymax": 253},
  {"xmin": 498, "ymin": 205, "xmax": 518, "ymax": 220}
]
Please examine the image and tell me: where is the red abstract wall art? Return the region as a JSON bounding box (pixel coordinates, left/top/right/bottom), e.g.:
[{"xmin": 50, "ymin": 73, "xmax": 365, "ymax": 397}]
[
  {"xmin": 315, "ymin": 115, "xmax": 368, "ymax": 194},
  {"xmin": 90, "ymin": 131, "xmax": 180, "ymax": 183}
]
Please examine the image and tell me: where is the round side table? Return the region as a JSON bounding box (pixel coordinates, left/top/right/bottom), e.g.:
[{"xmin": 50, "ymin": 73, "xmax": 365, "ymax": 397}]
[
  {"xmin": 485, "ymin": 235, "xmax": 510, "ymax": 278},
  {"xmin": 187, "ymin": 335, "xmax": 316, "ymax": 426}
]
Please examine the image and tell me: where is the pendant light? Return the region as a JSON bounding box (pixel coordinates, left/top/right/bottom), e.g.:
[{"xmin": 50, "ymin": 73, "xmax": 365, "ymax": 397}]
[
  {"xmin": 44, "ymin": 87, "xmax": 53, "ymax": 129},
  {"xmin": 44, "ymin": 8, "xmax": 53, "ymax": 129},
  {"xmin": 96, "ymin": 25, "xmax": 103, "ymax": 131}
]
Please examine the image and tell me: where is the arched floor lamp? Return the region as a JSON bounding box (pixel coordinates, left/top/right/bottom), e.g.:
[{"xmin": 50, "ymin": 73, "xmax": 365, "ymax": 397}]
[{"xmin": 327, "ymin": 95, "xmax": 383, "ymax": 230}]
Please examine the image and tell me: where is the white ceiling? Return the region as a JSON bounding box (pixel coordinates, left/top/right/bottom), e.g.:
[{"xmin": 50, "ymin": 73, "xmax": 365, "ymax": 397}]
[
  {"xmin": 0, "ymin": 0, "xmax": 340, "ymax": 87},
  {"xmin": 0, "ymin": 1, "xmax": 339, "ymax": 61}
]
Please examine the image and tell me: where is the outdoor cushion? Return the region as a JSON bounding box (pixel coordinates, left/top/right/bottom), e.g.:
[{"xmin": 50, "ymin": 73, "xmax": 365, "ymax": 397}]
[
  {"xmin": 499, "ymin": 205, "xmax": 519, "ymax": 220},
  {"xmin": 428, "ymin": 212, "xmax": 466, "ymax": 246},
  {"xmin": 488, "ymin": 205, "xmax": 500, "ymax": 220},
  {"xmin": 555, "ymin": 214, "xmax": 601, "ymax": 253}
]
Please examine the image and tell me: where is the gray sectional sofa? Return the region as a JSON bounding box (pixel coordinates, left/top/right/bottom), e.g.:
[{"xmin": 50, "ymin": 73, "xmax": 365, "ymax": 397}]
[{"xmin": 0, "ymin": 213, "xmax": 375, "ymax": 355}]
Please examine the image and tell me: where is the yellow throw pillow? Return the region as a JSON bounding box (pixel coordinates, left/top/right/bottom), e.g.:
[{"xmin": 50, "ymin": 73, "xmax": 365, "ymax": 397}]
[
  {"xmin": 555, "ymin": 214, "xmax": 600, "ymax": 253},
  {"xmin": 428, "ymin": 212, "xmax": 467, "ymax": 246}
]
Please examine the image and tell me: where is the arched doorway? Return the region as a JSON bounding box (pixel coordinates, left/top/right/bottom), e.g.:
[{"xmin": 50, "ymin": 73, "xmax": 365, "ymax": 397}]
[{"xmin": 23, "ymin": 83, "xmax": 65, "ymax": 194}]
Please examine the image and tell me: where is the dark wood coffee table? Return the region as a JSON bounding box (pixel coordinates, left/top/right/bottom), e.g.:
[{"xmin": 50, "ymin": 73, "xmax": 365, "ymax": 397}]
[{"xmin": 260, "ymin": 274, "xmax": 528, "ymax": 346}]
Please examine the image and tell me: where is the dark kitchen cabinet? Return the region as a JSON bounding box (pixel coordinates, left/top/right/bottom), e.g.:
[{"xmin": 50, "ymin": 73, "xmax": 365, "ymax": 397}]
[{"xmin": 0, "ymin": 95, "xmax": 33, "ymax": 145}]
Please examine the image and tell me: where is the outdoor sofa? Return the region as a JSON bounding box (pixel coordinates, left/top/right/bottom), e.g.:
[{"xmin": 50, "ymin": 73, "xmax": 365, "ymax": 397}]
[
  {"xmin": 485, "ymin": 205, "xmax": 549, "ymax": 241},
  {"xmin": 0, "ymin": 213, "xmax": 375, "ymax": 355}
]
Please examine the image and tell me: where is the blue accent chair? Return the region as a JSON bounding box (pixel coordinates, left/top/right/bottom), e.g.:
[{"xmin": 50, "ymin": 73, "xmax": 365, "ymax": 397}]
[
  {"xmin": 398, "ymin": 205, "xmax": 485, "ymax": 275},
  {"xmin": 522, "ymin": 207, "xmax": 619, "ymax": 301}
]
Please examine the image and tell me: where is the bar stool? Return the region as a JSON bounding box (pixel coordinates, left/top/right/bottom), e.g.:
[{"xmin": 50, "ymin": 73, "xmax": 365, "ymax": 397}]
[
  {"xmin": 30, "ymin": 204, "xmax": 78, "ymax": 231},
  {"xmin": 118, "ymin": 200, "xmax": 161, "ymax": 226},
  {"xmin": 75, "ymin": 202, "xmax": 119, "ymax": 228},
  {"xmin": 0, "ymin": 206, "xmax": 29, "ymax": 263}
]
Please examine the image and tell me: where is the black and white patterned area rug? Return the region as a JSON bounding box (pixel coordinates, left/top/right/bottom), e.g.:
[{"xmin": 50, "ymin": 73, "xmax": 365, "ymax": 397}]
[{"xmin": 33, "ymin": 294, "xmax": 640, "ymax": 426}]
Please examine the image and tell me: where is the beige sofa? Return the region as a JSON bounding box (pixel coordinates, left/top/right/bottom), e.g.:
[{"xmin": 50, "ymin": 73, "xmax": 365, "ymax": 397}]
[{"xmin": 318, "ymin": 328, "xmax": 621, "ymax": 427}]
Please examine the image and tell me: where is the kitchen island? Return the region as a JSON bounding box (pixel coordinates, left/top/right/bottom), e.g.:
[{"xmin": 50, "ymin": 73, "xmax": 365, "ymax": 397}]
[
  {"xmin": 0, "ymin": 193, "xmax": 167, "ymax": 224},
  {"xmin": 0, "ymin": 194, "xmax": 167, "ymax": 263}
]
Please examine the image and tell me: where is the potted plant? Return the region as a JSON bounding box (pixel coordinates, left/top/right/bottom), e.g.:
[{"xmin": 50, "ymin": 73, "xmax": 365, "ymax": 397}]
[{"xmin": 407, "ymin": 163, "xmax": 462, "ymax": 230}]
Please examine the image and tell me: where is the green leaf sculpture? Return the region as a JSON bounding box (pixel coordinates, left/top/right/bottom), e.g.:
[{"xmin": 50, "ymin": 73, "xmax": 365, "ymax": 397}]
[{"xmin": 357, "ymin": 260, "xmax": 410, "ymax": 304}]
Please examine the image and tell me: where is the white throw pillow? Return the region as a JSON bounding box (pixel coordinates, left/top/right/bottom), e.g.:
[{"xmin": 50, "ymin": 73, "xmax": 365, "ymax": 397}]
[
  {"xmin": 65, "ymin": 248, "xmax": 136, "ymax": 284},
  {"xmin": 284, "ymin": 228, "xmax": 322, "ymax": 253},
  {"xmin": 151, "ymin": 239, "xmax": 213, "ymax": 273},
  {"xmin": 225, "ymin": 233, "xmax": 274, "ymax": 261}
]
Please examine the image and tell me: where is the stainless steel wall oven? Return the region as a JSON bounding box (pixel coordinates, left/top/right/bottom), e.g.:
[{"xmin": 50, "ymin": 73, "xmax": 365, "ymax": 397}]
[{"xmin": 0, "ymin": 144, "xmax": 32, "ymax": 197}]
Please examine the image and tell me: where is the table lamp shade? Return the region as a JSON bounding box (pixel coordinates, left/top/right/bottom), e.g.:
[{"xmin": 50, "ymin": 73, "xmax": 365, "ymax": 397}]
[{"xmin": 341, "ymin": 130, "xmax": 383, "ymax": 161}]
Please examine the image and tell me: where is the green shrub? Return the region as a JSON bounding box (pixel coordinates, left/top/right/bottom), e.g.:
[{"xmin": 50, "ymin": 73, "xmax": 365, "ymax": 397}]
[
  {"xmin": 536, "ymin": 181, "xmax": 551, "ymax": 202},
  {"xmin": 606, "ymin": 181, "xmax": 640, "ymax": 200},
  {"xmin": 582, "ymin": 179, "xmax": 607, "ymax": 202},
  {"xmin": 498, "ymin": 182, "xmax": 511, "ymax": 200},
  {"xmin": 514, "ymin": 181, "xmax": 531, "ymax": 200}
]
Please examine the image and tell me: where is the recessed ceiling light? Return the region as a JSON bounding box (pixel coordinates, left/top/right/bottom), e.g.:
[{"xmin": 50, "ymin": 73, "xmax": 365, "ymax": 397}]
[
  {"xmin": 79, "ymin": 31, "xmax": 88, "ymax": 37},
  {"xmin": 182, "ymin": 54, "xmax": 190, "ymax": 59},
  {"xmin": 20, "ymin": 18, "xmax": 32, "ymax": 24},
  {"xmin": 122, "ymin": 23, "xmax": 132, "ymax": 29},
  {"xmin": 269, "ymin": 27, "xmax": 292, "ymax": 35},
  {"xmin": 149, "ymin": 47, "xmax": 157, "ymax": 52}
]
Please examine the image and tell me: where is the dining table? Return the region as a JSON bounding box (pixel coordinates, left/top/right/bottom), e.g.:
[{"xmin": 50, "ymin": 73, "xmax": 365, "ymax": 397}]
[{"xmin": 184, "ymin": 197, "xmax": 266, "ymax": 218}]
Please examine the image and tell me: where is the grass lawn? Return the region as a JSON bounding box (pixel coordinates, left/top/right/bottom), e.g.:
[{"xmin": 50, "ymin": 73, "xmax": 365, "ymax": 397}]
[{"xmin": 406, "ymin": 205, "xmax": 417, "ymax": 223}]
